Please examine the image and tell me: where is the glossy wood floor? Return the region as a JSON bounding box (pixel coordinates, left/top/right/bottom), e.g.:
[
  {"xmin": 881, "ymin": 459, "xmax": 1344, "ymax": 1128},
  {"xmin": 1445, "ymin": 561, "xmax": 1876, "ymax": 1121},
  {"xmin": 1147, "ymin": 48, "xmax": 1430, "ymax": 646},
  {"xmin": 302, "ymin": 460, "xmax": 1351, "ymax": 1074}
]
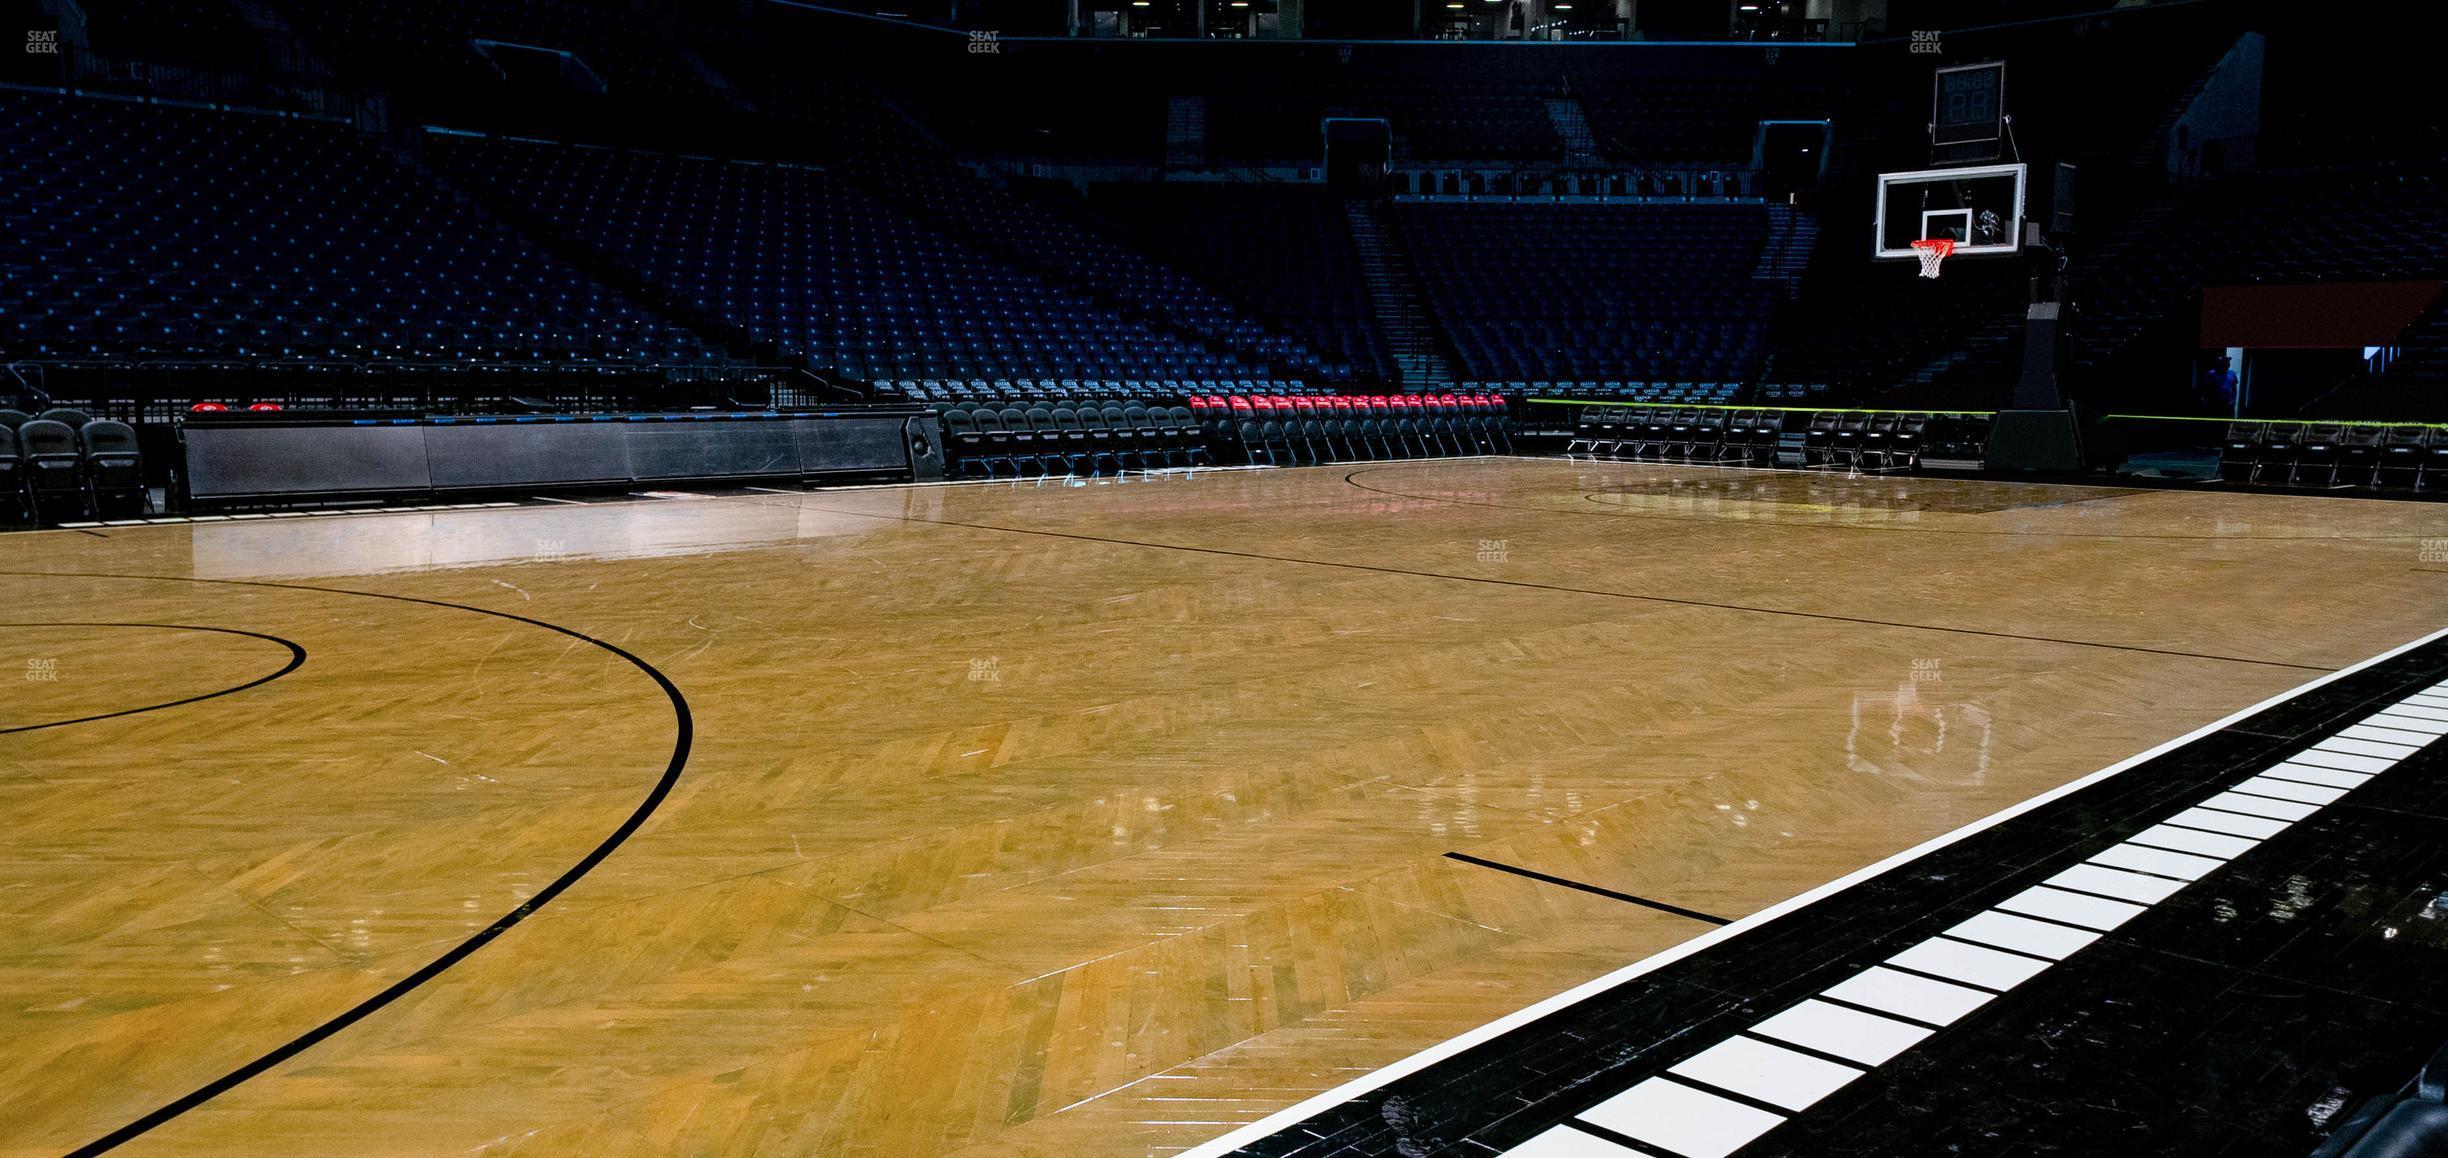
[{"xmin": 2, "ymin": 458, "xmax": 2442, "ymax": 1157}]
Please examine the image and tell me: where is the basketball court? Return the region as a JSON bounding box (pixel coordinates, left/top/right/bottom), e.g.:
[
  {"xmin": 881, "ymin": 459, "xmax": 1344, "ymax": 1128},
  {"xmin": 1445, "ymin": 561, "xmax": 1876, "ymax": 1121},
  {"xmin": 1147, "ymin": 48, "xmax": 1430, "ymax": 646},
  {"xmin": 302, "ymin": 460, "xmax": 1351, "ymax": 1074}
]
[{"xmin": 5, "ymin": 457, "xmax": 2441, "ymax": 1155}]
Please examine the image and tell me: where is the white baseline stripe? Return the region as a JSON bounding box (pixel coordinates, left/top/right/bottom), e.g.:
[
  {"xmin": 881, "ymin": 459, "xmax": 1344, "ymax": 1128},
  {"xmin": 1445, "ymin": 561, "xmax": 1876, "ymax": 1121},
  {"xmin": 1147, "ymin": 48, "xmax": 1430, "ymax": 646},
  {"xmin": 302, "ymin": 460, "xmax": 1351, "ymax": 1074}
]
[
  {"xmin": 1992, "ymin": 884, "xmax": 2147, "ymax": 932},
  {"xmin": 2124, "ymin": 823, "xmax": 2258, "ymax": 860},
  {"xmin": 2341, "ymin": 723, "xmax": 2439, "ymax": 746},
  {"xmin": 2230, "ymin": 776, "xmax": 2349, "ymax": 806},
  {"xmin": 2287, "ymin": 748, "xmax": 2396, "ymax": 774},
  {"xmin": 1181, "ymin": 625, "xmax": 2448, "ymax": 1157},
  {"xmin": 2258, "ymin": 764, "xmax": 2374, "ymax": 790},
  {"xmin": 2161, "ymin": 806, "xmax": 2292, "ymax": 839},
  {"xmin": 2313, "ymin": 736, "xmax": 2419, "ymax": 761},
  {"xmin": 2367, "ymin": 711, "xmax": 2448, "ymax": 734}
]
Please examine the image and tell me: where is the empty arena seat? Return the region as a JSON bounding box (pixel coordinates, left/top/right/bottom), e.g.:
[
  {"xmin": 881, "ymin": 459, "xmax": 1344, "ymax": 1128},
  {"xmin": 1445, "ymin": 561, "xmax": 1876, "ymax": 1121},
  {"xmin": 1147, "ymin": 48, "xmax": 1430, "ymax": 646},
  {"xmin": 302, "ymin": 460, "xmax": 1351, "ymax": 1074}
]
[
  {"xmin": 1396, "ymin": 202, "xmax": 1777, "ymax": 385},
  {"xmin": 2292, "ymin": 424, "xmax": 2344, "ymax": 487},
  {"xmin": 2376, "ymin": 427, "xmax": 2428, "ymax": 490},
  {"xmin": 427, "ymin": 133, "xmax": 1255, "ymax": 384},
  {"xmin": 0, "ymin": 89, "xmax": 713, "ymax": 368},
  {"xmin": 1830, "ymin": 414, "xmax": 1871, "ymax": 467},
  {"xmin": 2252, "ymin": 423, "xmax": 2303, "ymax": 484},
  {"xmin": 79, "ymin": 420, "xmax": 144, "ymax": 518},
  {"xmin": 2424, "ymin": 431, "xmax": 2448, "ymax": 492},
  {"xmin": 2218, "ymin": 422, "xmax": 2263, "ymax": 483},
  {"xmin": 1803, "ymin": 412, "xmax": 1841, "ymax": 466},
  {"xmin": 0, "ymin": 423, "xmax": 24, "ymax": 522},
  {"xmin": 1685, "ymin": 409, "xmax": 1727, "ymax": 461},
  {"xmin": 0, "ymin": 409, "xmax": 30, "ymax": 429},
  {"xmin": 1889, "ymin": 415, "xmax": 1928, "ymax": 469},
  {"xmin": 1731, "ymin": 409, "xmax": 1781, "ymax": 465},
  {"xmin": 1088, "ymin": 184, "xmax": 1390, "ymax": 383},
  {"xmin": 1171, "ymin": 392, "xmax": 1521, "ymax": 467},
  {"xmin": 1856, "ymin": 414, "xmax": 1900, "ymax": 469},
  {"xmin": 1566, "ymin": 406, "xmax": 1619, "ymax": 458},
  {"xmin": 940, "ymin": 407, "xmax": 984, "ymax": 476},
  {"xmin": 16, "ymin": 418, "xmax": 84, "ymax": 522},
  {"xmin": 1170, "ymin": 406, "xmax": 1209, "ymax": 466},
  {"xmin": 1629, "ymin": 410, "xmax": 1671, "ymax": 459},
  {"xmin": 2338, "ymin": 426, "xmax": 2385, "ymax": 486},
  {"xmin": 971, "ymin": 407, "xmax": 1014, "ymax": 476}
]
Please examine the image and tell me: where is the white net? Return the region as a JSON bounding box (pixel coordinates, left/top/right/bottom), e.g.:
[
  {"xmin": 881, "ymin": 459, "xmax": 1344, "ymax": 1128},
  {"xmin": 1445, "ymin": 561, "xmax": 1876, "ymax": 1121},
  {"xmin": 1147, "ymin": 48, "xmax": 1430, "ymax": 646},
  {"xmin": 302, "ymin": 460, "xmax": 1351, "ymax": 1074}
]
[{"xmin": 1911, "ymin": 238, "xmax": 1955, "ymax": 279}]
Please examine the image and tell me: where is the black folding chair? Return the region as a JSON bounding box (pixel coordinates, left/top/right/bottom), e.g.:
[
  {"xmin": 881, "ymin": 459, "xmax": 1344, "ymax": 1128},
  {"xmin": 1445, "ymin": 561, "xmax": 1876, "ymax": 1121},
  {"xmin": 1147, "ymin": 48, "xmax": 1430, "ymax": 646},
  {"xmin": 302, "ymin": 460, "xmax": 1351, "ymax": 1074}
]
[
  {"xmin": 18, "ymin": 419, "xmax": 86, "ymax": 523},
  {"xmin": 81, "ymin": 419, "xmax": 146, "ymax": 518},
  {"xmin": 0, "ymin": 424, "xmax": 29, "ymax": 523}
]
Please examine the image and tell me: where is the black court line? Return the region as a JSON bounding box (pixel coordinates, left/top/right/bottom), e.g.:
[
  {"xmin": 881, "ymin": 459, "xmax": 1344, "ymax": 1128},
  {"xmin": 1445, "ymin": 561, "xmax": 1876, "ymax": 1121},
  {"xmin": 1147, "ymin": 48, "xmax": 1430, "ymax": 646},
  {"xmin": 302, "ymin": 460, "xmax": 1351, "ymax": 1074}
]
[
  {"xmin": 720, "ymin": 492, "xmax": 2332, "ymax": 673},
  {"xmin": 1443, "ymin": 852, "xmax": 1731, "ymax": 926},
  {"xmin": 1343, "ymin": 462, "xmax": 2443, "ymax": 543},
  {"xmin": 1572, "ymin": 1116, "xmax": 1672, "ymax": 1155},
  {"xmin": 0, "ymin": 623, "xmax": 305, "ymax": 735},
  {"xmin": 0, "ymin": 571, "xmax": 694, "ymax": 1156}
]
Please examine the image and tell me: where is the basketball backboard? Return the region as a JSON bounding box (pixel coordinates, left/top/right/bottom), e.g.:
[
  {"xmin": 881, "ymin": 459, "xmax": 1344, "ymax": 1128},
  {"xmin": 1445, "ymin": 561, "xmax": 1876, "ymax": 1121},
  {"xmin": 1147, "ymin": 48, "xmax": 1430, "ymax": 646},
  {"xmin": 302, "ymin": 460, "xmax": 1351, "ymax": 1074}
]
[{"xmin": 1873, "ymin": 162, "xmax": 2027, "ymax": 260}]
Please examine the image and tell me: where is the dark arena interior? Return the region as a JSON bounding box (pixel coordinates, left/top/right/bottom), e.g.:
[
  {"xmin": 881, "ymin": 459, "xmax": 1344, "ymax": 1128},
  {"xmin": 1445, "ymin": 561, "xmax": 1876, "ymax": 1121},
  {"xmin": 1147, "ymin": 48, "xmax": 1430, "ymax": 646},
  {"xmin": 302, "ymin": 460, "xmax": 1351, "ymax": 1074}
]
[{"xmin": 5, "ymin": 0, "xmax": 2448, "ymax": 1155}]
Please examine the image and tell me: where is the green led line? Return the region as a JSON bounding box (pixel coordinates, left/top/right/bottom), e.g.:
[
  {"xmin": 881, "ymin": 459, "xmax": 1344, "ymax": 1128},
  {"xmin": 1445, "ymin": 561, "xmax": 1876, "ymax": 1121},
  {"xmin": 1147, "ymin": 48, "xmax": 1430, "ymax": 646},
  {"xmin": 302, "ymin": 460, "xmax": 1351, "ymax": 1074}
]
[
  {"xmin": 2104, "ymin": 413, "xmax": 2448, "ymax": 430},
  {"xmin": 1528, "ymin": 398, "xmax": 1997, "ymax": 417}
]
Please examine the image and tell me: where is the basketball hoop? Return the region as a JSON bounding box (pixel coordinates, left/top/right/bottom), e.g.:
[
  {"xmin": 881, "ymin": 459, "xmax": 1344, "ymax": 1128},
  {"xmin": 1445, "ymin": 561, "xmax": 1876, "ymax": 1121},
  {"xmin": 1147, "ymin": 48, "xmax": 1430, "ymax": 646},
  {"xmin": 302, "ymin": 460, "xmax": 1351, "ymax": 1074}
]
[{"xmin": 1909, "ymin": 237, "xmax": 1955, "ymax": 279}]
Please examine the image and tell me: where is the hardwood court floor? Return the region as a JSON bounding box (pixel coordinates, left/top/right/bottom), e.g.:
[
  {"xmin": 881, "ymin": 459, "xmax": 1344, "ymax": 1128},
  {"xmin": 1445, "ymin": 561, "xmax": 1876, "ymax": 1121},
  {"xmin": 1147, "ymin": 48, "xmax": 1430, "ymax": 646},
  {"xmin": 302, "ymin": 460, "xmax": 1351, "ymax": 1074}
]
[{"xmin": 1, "ymin": 457, "xmax": 2441, "ymax": 1157}]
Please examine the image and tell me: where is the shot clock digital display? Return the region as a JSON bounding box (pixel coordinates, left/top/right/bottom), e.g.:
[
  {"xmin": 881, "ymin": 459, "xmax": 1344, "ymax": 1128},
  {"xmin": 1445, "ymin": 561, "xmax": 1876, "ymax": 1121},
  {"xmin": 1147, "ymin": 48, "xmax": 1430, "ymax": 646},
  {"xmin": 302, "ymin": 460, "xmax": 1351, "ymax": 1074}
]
[{"xmin": 1932, "ymin": 61, "xmax": 2005, "ymax": 156}]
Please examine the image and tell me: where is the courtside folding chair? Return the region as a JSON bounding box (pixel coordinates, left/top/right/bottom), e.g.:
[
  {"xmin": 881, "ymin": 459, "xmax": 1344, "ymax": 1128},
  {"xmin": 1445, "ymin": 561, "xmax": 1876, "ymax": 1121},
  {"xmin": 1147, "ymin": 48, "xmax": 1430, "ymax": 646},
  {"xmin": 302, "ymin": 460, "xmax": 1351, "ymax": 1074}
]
[
  {"xmin": 1172, "ymin": 406, "xmax": 1210, "ymax": 466},
  {"xmin": 2252, "ymin": 423, "xmax": 2301, "ymax": 485},
  {"xmin": 1831, "ymin": 414, "xmax": 1870, "ymax": 469},
  {"xmin": 18, "ymin": 419, "xmax": 86, "ymax": 523},
  {"xmin": 2290, "ymin": 424, "xmax": 2342, "ymax": 487},
  {"xmin": 2218, "ymin": 422, "xmax": 2263, "ymax": 483},
  {"xmin": 1633, "ymin": 410, "xmax": 1673, "ymax": 460},
  {"xmin": 1664, "ymin": 409, "xmax": 1697, "ymax": 461},
  {"xmin": 1017, "ymin": 406, "xmax": 1057, "ymax": 476},
  {"xmin": 1687, "ymin": 410, "xmax": 1727, "ymax": 462},
  {"xmin": 2337, "ymin": 426, "xmax": 2383, "ymax": 489},
  {"xmin": 1862, "ymin": 414, "xmax": 1899, "ymax": 469},
  {"xmin": 1890, "ymin": 415, "xmax": 1928, "ymax": 470},
  {"xmin": 2422, "ymin": 429, "xmax": 2448, "ymax": 492},
  {"xmin": 942, "ymin": 407, "xmax": 982, "ymax": 476},
  {"xmin": 1803, "ymin": 412, "xmax": 1840, "ymax": 466},
  {"xmin": 0, "ymin": 424, "xmax": 27, "ymax": 524},
  {"xmin": 1566, "ymin": 406, "xmax": 1606, "ymax": 457},
  {"xmin": 2375, "ymin": 427, "xmax": 2425, "ymax": 490},
  {"xmin": 80, "ymin": 420, "xmax": 145, "ymax": 519}
]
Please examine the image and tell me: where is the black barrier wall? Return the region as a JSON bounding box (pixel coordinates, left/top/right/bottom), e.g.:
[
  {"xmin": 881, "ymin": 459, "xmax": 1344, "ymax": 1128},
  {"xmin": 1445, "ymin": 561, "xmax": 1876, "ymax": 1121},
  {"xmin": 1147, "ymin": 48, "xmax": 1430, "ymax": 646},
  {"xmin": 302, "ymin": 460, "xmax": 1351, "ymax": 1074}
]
[{"xmin": 183, "ymin": 411, "xmax": 922, "ymax": 503}]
